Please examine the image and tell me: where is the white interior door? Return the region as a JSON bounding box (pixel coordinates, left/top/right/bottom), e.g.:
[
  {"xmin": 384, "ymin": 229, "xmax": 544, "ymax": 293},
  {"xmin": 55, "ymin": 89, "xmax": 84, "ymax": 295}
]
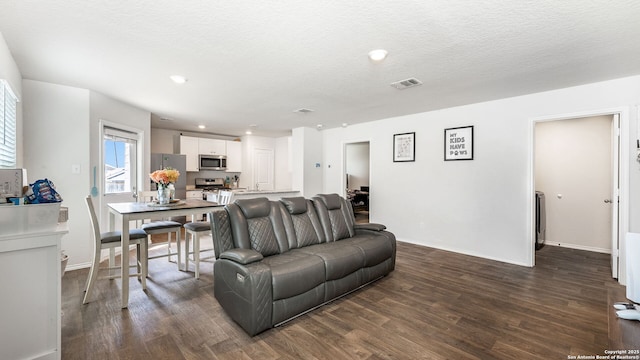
[
  {"xmin": 253, "ymin": 148, "xmax": 274, "ymax": 190},
  {"xmin": 611, "ymin": 114, "xmax": 620, "ymax": 278}
]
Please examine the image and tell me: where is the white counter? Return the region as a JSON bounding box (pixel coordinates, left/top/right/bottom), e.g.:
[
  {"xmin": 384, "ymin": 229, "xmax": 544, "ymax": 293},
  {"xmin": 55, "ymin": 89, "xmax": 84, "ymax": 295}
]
[{"xmin": 232, "ymin": 189, "xmax": 301, "ymax": 201}]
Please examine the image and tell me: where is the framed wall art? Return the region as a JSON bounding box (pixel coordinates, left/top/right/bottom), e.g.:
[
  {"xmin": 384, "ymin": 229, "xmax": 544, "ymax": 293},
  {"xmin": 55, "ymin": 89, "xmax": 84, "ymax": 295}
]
[
  {"xmin": 393, "ymin": 132, "xmax": 415, "ymax": 162},
  {"xmin": 444, "ymin": 126, "xmax": 473, "ymax": 161}
]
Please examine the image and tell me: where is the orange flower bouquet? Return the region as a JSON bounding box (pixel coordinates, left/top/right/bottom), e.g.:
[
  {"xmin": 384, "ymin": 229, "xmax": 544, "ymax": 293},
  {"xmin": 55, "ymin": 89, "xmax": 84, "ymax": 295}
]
[{"xmin": 149, "ymin": 168, "xmax": 180, "ymax": 189}]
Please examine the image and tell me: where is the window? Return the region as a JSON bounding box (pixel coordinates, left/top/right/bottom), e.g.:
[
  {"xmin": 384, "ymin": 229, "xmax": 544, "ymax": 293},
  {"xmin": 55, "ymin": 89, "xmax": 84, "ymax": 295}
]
[
  {"xmin": 0, "ymin": 80, "xmax": 17, "ymax": 169},
  {"xmin": 103, "ymin": 127, "xmax": 138, "ymax": 194}
]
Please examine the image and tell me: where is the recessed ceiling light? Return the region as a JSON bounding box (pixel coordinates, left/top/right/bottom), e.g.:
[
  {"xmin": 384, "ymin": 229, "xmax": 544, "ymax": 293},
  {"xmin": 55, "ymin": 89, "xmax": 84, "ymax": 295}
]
[
  {"xmin": 170, "ymin": 75, "xmax": 188, "ymax": 84},
  {"xmin": 316, "ymin": 124, "xmax": 324, "ymax": 130},
  {"xmin": 245, "ymin": 130, "xmax": 252, "ymax": 135},
  {"xmin": 198, "ymin": 125, "xmax": 205, "ymax": 129},
  {"xmin": 368, "ymin": 49, "xmax": 388, "ymax": 62},
  {"xmin": 294, "ymin": 108, "xmax": 314, "ymax": 113},
  {"xmin": 342, "ymin": 123, "xmax": 349, "ymax": 128}
]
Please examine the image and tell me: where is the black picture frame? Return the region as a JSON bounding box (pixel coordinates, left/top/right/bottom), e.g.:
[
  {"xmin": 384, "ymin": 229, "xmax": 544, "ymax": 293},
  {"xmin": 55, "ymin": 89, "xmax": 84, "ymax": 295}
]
[
  {"xmin": 393, "ymin": 132, "xmax": 415, "ymax": 162},
  {"xmin": 444, "ymin": 126, "xmax": 473, "ymax": 161}
]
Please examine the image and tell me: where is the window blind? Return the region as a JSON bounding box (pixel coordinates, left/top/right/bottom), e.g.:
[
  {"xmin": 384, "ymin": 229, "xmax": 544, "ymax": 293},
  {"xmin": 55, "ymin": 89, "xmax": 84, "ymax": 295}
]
[{"xmin": 0, "ymin": 80, "xmax": 17, "ymax": 168}]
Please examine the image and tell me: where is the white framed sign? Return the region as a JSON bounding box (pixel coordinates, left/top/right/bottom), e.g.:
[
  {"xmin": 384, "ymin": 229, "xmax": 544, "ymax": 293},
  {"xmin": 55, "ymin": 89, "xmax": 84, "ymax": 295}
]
[{"xmin": 444, "ymin": 126, "xmax": 473, "ymax": 161}]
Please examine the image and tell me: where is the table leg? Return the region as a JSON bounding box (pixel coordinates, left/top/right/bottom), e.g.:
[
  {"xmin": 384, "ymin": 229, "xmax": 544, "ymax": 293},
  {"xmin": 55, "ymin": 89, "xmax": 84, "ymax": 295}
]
[{"xmin": 121, "ymin": 216, "xmax": 130, "ymax": 309}]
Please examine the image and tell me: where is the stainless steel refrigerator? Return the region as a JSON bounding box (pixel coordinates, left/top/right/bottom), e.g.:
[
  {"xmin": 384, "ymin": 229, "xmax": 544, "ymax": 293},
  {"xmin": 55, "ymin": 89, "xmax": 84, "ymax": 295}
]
[{"xmin": 150, "ymin": 154, "xmax": 187, "ymax": 199}]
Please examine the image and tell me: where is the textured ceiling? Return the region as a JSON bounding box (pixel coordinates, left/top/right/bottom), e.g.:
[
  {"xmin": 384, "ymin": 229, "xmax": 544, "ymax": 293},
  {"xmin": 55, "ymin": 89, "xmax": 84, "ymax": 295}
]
[{"xmin": 2, "ymin": 0, "xmax": 640, "ymax": 137}]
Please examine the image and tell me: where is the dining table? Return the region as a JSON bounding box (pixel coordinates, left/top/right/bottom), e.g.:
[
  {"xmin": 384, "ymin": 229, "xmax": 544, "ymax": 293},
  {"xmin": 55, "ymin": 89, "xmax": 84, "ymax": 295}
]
[{"xmin": 107, "ymin": 198, "xmax": 223, "ymax": 308}]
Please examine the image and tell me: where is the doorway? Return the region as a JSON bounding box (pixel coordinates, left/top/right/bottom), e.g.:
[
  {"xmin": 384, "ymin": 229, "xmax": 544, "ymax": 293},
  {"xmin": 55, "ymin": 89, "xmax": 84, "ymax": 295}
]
[
  {"xmin": 531, "ymin": 110, "xmax": 627, "ymax": 281},
  {"xmin": 344, "ymin": 141, "xmax": 370, "ymax": 224}
]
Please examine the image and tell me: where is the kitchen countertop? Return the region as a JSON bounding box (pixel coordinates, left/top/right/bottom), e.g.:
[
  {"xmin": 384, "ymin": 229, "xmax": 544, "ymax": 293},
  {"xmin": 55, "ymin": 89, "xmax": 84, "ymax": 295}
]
[{"xmin": 232, "ymin": 189, "xmax": 300, "ymax": 195}]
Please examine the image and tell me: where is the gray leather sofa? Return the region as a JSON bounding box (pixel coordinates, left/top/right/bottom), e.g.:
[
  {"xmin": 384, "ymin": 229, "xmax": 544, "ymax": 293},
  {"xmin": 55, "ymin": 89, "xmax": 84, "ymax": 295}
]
[{"xmin": 209, "ymin": 193, "xmax": 396, "ymax": 336}]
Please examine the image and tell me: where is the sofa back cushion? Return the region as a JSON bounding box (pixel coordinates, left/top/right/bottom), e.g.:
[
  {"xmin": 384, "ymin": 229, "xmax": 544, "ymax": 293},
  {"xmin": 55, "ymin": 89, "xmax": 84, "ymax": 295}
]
[
  {"xmin": 226, "ymin": 197, "xmax": 289, "ymax": 256},
  {"xmin": 280, "ymin": 197, "xmax": 325, "ymax": 248},
  {"xmin": 313, "ymin": 194, "xmax": 355, "ymax": 241}
]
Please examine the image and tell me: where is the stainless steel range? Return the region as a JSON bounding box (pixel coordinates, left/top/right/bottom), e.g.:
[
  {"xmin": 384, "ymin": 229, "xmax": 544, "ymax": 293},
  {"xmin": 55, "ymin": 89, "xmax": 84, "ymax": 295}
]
[
  {"xmin": 195, "ymin": 178, "xmax": 226, "ymax": 191},
  {"xmin": 195, "ymin": 178, "xmax": 229, "ymax": 201}
]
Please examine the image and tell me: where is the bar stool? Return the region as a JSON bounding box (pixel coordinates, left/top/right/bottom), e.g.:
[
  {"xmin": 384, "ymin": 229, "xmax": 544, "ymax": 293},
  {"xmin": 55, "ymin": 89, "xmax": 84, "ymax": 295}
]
[
  {"xmin": 183, "ymin": 191, "xmax": 233, "ymax": 278},
  {"xmin": 138, "ymin": 191, "xmax": 183, "ymax": 272}
]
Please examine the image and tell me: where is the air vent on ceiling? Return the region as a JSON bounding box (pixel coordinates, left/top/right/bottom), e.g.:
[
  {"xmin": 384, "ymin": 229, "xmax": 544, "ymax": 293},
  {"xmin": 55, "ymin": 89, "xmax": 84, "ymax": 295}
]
[
  {"xmin": 293, "ymin": 108, "xmax": 314, "ymax": 113},
  {"xmin": 390, "ymin": 77, "xmax": 423, "ymax": 90}
]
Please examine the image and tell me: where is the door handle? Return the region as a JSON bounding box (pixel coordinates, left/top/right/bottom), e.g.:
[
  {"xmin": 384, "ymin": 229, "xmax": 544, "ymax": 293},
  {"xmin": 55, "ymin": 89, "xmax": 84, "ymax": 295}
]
[{"xmin": 604, "ymin": 199, "xmax": 612, "ymax": 203}]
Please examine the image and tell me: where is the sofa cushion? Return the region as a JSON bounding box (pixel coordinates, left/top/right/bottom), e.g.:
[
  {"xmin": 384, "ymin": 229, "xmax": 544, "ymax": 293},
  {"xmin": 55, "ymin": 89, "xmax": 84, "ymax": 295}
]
[
  {"xmin": 291, "ymin": 213, "xmax": 321, "ymax": 247},
  {"xmin": 262, "ymin": 252, "xmax": 325, "ymax": 301},
  {"xmin": 295, "ymin": 242, "xmax": 365, "ymax": 281},
  {"xmin": 280, "ymin": 197, "xmax": 325, "ymax": 248},
  {"xmin": 247, "ymin": 217, "xmax": 280, "ymax": 256},
  {"xmin": 316, "ymin": 193, "xmax": 342, "ymax": 210},
  {"xmin": 236, "ymin": 197, "xmax": 272, "ymax": 218},
  {"xmin": 232, "ymin": 198, "xmax": 289, "ymax": 257},
  {"xmin": 341, "ymin": 235, "xmax": 393, "ymax": 267},
  {"xmin": 280, "ymin": 197, "xmax": 308, "ymax": 215},
  {"xmin": 313, "ymin": 194, "xmax": 353, "ymax": 241}
]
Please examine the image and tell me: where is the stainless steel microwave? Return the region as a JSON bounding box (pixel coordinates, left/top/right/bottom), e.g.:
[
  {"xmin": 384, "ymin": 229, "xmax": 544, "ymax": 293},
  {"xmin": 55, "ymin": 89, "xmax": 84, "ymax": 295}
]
[{"xmin": 199, "ymin": 154, "xmax": 227, "ymax": 170}]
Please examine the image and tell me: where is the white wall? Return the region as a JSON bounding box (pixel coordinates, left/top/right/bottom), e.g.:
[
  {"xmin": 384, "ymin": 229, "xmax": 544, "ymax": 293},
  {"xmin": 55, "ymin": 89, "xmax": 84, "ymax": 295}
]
[
  {"xmin": 0, "ymin": 33, "xmax": 22, "ymax": 166},
  {"xmin": 320, "ymin": 75, "xmax": 640, "ymax": 268},
  {"xmin": 22, "ymin": 80, "xmax": 91, "ymax": 270},
  {"xmin": 292, "ymin": 127, "xmax": 323, "ymax": 197},
  {"xmin": 275, "ymin": 136, "xmax": 292, "ymax": 190},
  {"xmin": 345, "ymin": 142, "xmax": 370, "ymax": 191},
  {"xmin": 21, "ymin": 81, "xmax": 151, "ymax": 269},
  {"xmin": 535, "ymin": 116, "xmax": 613, "ymax": 252}
]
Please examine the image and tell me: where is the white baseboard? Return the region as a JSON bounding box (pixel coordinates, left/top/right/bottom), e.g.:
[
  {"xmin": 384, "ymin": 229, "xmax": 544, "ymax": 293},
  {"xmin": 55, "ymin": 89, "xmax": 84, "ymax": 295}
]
[
  {"xmin": 396, "ymin": 238, "xmax": 531, "ymax": 267},
  {"xmin": 66, "ymin": 262, "xmax": 91, "ymax": 271},
  {"xmin": 544, "ymin": 241, "xmax": 611, "ymax": 254}
]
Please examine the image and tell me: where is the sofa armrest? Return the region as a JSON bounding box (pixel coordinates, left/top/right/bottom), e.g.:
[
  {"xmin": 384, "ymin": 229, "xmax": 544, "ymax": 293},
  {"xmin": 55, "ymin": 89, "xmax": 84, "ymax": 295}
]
[
  {"xmin": 220, "ymin": 248, "xmax": 264, "ymax": 265},
  {"xmin": 354, "ymin": 223, "xmax": 386, "ymax": 232},
  {"xmin": 214, "ymin": 258, "xmax": 273, "ymax": 336}
]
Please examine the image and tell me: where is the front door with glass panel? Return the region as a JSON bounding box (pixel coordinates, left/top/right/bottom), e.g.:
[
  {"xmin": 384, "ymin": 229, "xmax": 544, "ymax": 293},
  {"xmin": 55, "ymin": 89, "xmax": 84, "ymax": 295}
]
[{"xmin": 101, "ymin": 126, "xmax": 140, "ymax": 228}]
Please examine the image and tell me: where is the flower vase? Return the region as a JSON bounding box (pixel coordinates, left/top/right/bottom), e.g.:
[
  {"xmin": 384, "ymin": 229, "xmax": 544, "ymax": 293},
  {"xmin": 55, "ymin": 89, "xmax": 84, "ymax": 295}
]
[
  {"xmin": 157, "ymin": 187, "xmax": 171, "ymax": 205},
  {"xmin": 168, "ymin": 183, "xmax": 175, "ymax": 200}
]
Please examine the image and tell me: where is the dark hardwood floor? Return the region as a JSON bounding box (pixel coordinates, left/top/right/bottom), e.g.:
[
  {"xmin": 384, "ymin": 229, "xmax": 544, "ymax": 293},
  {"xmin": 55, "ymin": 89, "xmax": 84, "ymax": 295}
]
[{"xmin": 61, "ymin": 241, "xmax": 635, "ymax": 359}]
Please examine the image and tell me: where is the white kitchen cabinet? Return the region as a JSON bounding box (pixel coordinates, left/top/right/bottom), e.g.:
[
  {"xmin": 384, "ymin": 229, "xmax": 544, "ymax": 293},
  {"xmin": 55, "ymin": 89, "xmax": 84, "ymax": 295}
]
[
  {"xmin": 0, "ymin": 226, "xmax": 67, "ymax": 360},
  {"xmin": 180, "ymin": 136, "xmax": 200, "ymax": 171},
  {"xmin": 186, "ymin": 190, "xmax": 203, "ymax": 199},
  {"xmin": 225, "ymin": 141, "xmax": 243, "ymax": 172},
  {"xmin": 198, "ymin": 138, "xmax": 226, "ymax": 156}
]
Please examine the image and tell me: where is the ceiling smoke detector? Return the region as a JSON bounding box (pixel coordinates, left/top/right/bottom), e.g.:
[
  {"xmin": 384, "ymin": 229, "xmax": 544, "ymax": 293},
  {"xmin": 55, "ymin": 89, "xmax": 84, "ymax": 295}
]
[
  {"xmin": 390, "ymin": 77, "xmax": 423, "ymax": 90},
  {"xmin": 293, "ymin": 108, "xmax": 314, "ymax": 113}
]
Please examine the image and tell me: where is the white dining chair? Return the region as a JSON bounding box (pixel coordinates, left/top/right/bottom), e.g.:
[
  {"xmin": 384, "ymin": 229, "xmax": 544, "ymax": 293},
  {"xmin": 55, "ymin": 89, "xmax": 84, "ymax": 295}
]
[
  {"xmin": 183, "ymin": 216, "xmax": 213, "ymax": 279},
  {"xmin": 138, "ymin": 191, "xmax": 184, "ymax": 271},
  {"xmin": 182, "ymin": 190, "xmax": 232, "ymax": 278},
  {"xmin": 217, "ymin": 190, "xmax": 233, "ymax": 205},
  {"xmin": 83, "ymin": 195, "xmax": 148, "ymax": 304}
]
